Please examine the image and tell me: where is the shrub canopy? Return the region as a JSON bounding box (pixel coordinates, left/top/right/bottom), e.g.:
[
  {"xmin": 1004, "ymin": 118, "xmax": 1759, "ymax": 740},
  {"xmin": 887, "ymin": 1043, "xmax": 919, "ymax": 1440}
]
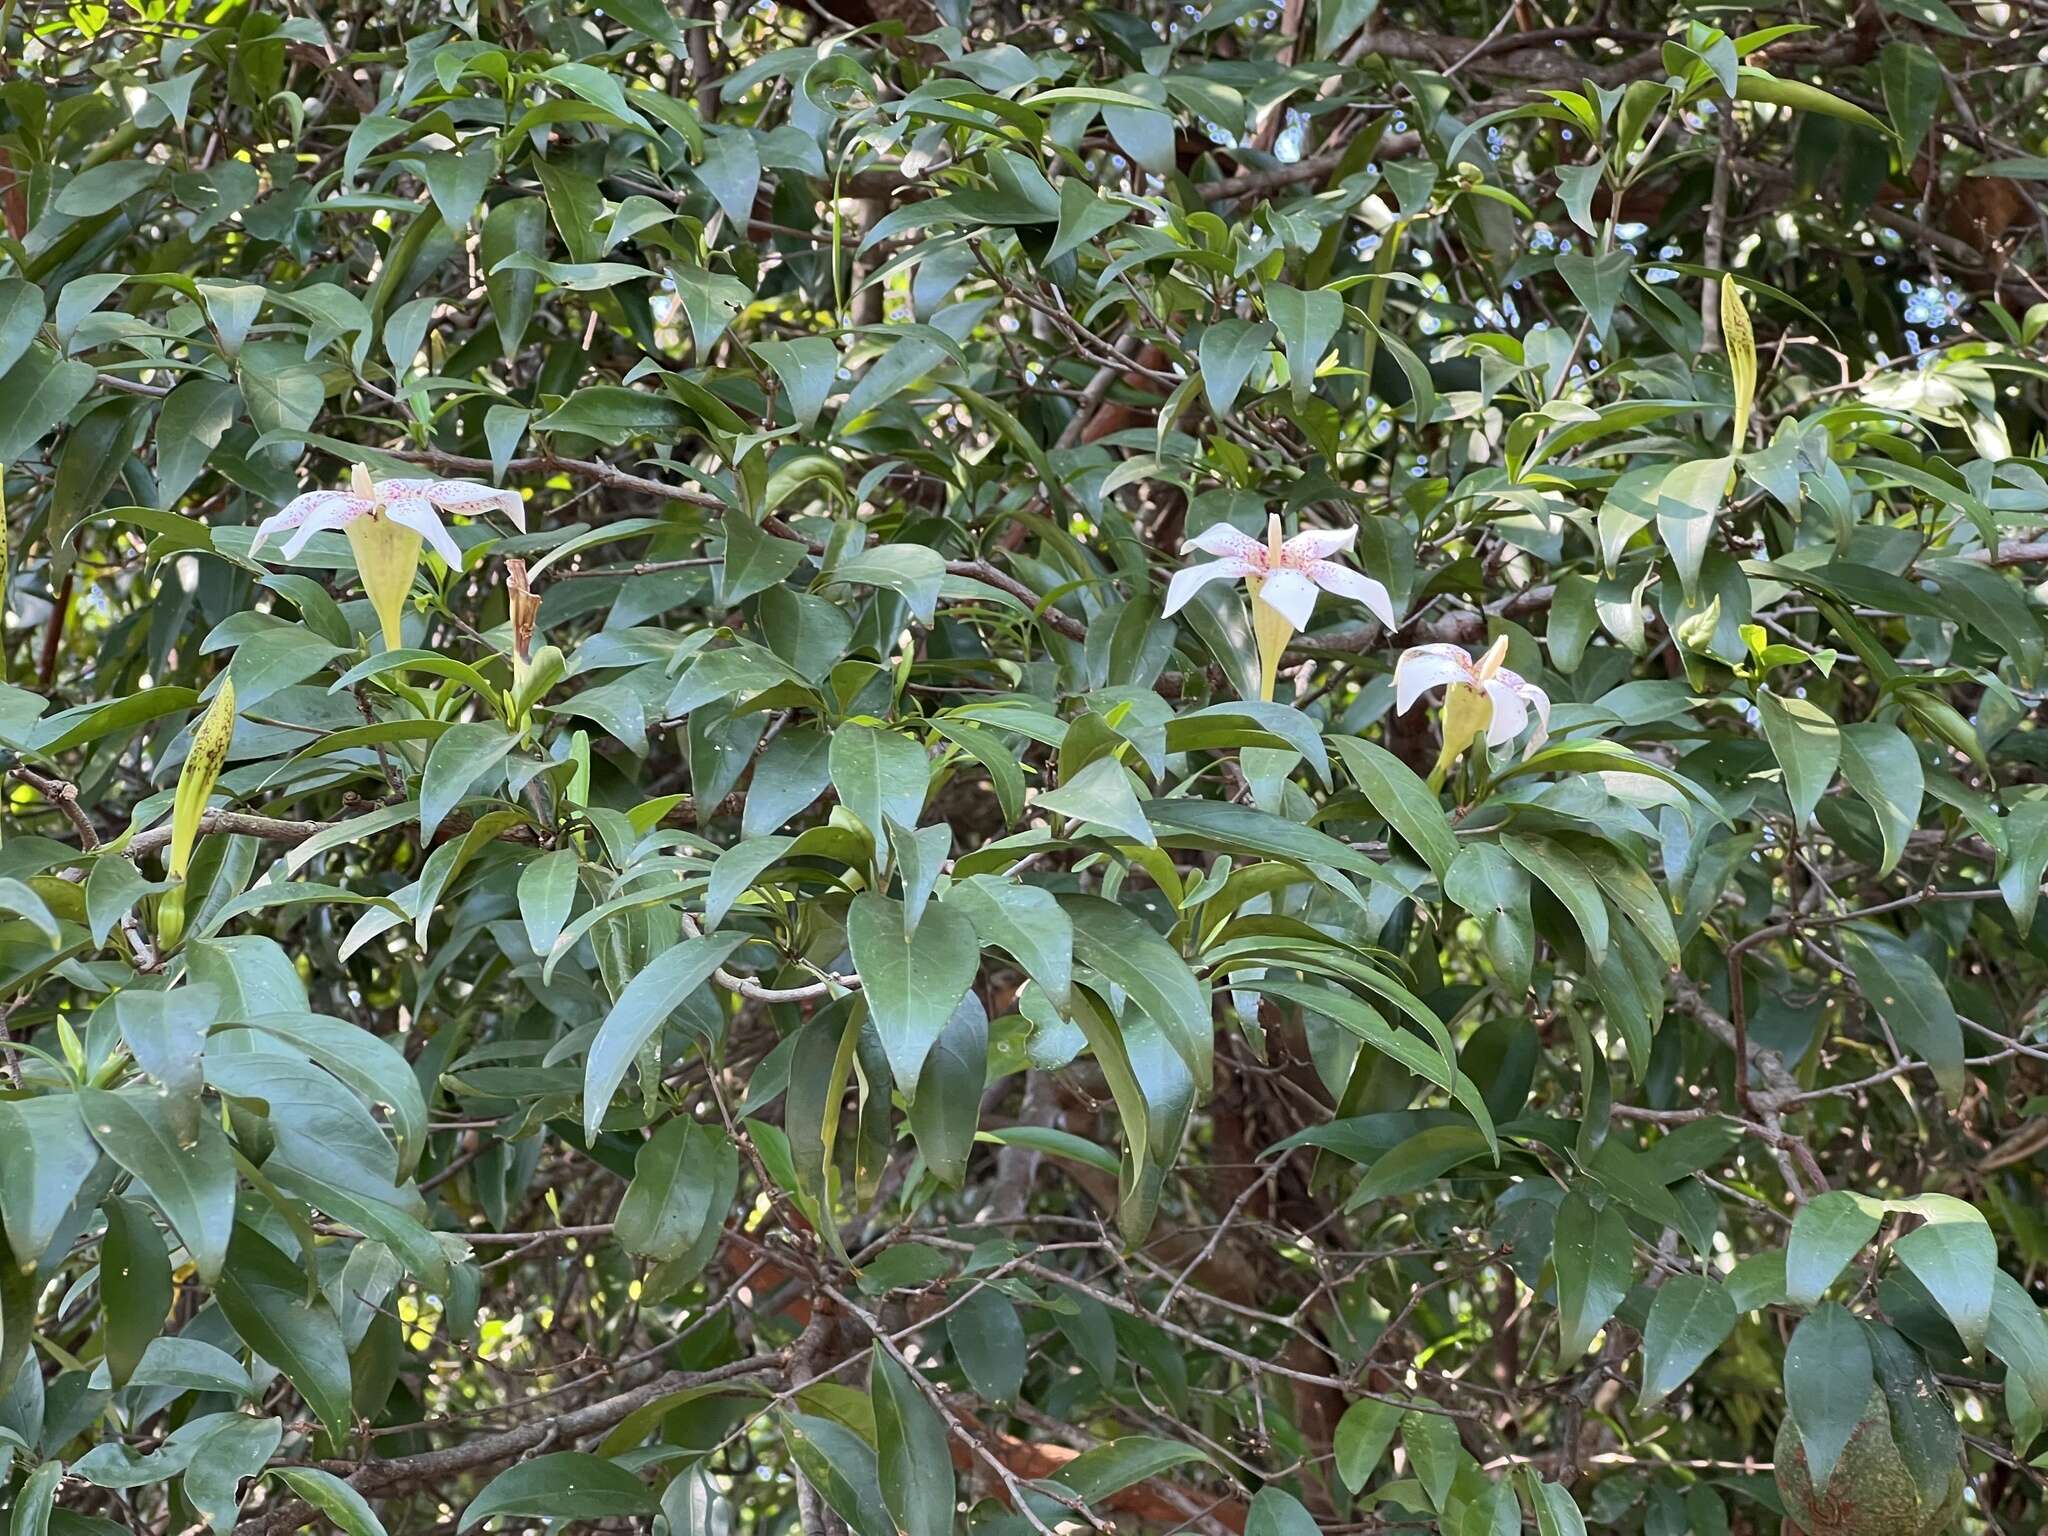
[{"xmin": 2, "ymin": 1, "xmax": 2048, "ymax": 1533}]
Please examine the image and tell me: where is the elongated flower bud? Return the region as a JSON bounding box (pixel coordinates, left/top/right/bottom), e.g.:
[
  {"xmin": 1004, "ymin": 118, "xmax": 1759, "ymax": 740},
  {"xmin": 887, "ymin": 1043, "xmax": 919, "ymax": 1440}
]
[
  {"xmin": 348, "ymin": 516, "xmax": 424, "ymax": 653},
  {"xmin": 169, "ymin": 678, "xmax": 237, "ymax": 881},
  {"xmin": 507, "ymin": 558, "xmax": 540, "ymax": 688},
  {"xmin": 1721, "ymin": 275, "xmax": 1755, "ymax": 454}
]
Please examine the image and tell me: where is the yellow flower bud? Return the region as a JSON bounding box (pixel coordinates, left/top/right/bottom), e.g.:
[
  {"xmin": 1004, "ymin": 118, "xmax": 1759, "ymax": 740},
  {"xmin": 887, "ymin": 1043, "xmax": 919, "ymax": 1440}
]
[
  {"xmin": 348, "ymin": 515, "xmax": 424, "ymax": 653},
  {"xmin": 1721, "ymin": 275, "xmax": 1756, "ymax": 454},
  {"xmin": 169, "ymin": 678, "xmax": 237, "ymax": 881},
  {"xmin": 1429, "ymin": 680, "xmax": 1496, "ymax": 789}
]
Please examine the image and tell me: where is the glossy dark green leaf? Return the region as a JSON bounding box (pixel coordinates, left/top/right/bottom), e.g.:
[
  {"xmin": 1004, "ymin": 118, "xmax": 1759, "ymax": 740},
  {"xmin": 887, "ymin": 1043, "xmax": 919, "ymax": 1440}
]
[
  {"xmin": 0, "ymin": 1097, "xmax": 102, "ymax": 1266},
  {"xmin": 846, "ymin": 893, "xmax": 979, "ymax": 1093},
  {"xmin": 214, "ymin": 1226, "xmax": 355, "ymax": 1442},
  {"xmin": 583, "ymin": 934, "xmax": 747, "ymax": 1139},
  {"xmin": 1784, "ymin": 1303, "xmax": 1875, "ymax": 1487},
  {"xmin": 1552, "ymin": 1190, "xmax": 1633, "ymax": 1360},
  {"xmin": 615, "ymin": 1116, "xmax": 736, "ymax": 1261},
  {"xmin": 99, "ymin": 1197, "xmax": 172, "ymax": 1388},
  {"xmin": 458, "ymin": 1453, "xmax": 657, "ymax": 1530},
  {"xmin": 870, "ymin": 1354, "xmax": 953, "ymax": 1536},
  {"xmin": 78, "ymin": 1088, "xmax": 235, "ymax": 1284},
  {"xmin": 1639, "ymin": 1274, "xmax": 1736, "ymax": 1406}
]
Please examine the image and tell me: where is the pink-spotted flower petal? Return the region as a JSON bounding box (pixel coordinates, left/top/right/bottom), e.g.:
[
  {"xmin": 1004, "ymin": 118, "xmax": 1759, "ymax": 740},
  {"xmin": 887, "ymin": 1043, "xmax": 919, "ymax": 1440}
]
[
  {"xmin": 1306, "ymin": 560, "xmax": 1397, "ymax": 629},
  {"xmin": 1182, "ymin": 523, "xmax": 1268, "ymax": 563},
  {"xmin": 1169, "ymin": 516, "xmax": 1395, "ymax": 631},
  {"xmin": 1395, "ymin": 640, "xmax": 1552, "ymax": 756},
  {"xmin": 388, "ymin": 477, "xmax": 527, "ymax": 531},
  {"xmin": 251, "ymin": 489, "xmax": 370, "ymax": 558},
  {"xmin": 1163, "ymin": 557, "xmax": 1257, "ymax": 616},
  {"xmin": 1394, "ymin": 643, "xmax": 1481, "ymax": 715},
  {"xmin": 382, "ymin": 495, "xmax": 466, "ymax": 569},
  {"xmin": 1257, "ymin": 567, "xmax": 1320, "ymax": 631},
  {"xmin": 1482, "ymin": 676, "xmax": 1530, "ymax": 745},
  {"xmin": 1491, "ymin": 669, "xmax": 1550, "ymax": 754},
  {"xmin": 1282, "ymin": 526, "xmax": 1356, "ymax": 563}
]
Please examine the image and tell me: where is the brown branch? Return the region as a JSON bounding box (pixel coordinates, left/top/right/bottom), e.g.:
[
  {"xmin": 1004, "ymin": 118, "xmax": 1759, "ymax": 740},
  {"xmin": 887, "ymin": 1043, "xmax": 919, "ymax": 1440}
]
[
  {"xmin": 232, "ymin": 1354, "xmax": 784, "ymax": 1536},
  {"xmin": 9, "ymin": 767, "xmax": 99, "ymax": 847}
]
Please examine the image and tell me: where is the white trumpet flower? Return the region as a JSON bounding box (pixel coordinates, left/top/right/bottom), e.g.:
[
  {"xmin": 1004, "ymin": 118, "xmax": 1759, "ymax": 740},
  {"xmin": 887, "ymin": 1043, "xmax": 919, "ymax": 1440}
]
[
  {"xmin": 1164, "ymin": 514, "xmax": 1398, "ymax": 701},
  {"xmin": 250, "ymin": 465, "xmax": 525, "ymax": 650},
  {"xmin": 1395, "ymin": 637, "xmax": 1552, "ymax": 786}
]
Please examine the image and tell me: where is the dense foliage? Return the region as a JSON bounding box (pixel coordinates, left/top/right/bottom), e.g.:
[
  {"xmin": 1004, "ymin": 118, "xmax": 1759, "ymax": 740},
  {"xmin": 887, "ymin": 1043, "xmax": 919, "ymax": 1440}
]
[{"xmin": 3, "ymin": 0, "xmax": 2048, "ymax": 1532}]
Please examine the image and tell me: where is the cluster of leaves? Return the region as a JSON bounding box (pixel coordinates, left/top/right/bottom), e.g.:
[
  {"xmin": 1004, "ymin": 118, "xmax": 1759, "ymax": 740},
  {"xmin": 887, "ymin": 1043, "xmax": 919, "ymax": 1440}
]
[{"xmin": 2, "ymin": 0, "xmax": 2048, "ymax": 1533}]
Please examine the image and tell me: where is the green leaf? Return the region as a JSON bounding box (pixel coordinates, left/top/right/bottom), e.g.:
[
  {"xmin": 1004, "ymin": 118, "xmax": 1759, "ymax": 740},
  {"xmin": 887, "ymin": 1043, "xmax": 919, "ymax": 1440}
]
[
  {"xmin": 908, "ymin": 992, "xmax": 988, "ymax": 1186},
  {"xmin": 828, "ymin": 723, "xmax": 930, "ymax": 844},
  {"xmin": 100, "ymin": 1197, "xmax": 172, "ymax": 1388},
  {"xmin": 10, "ymin": 1459, "xmax": 62, "ymax": 1536},
  {"xmin": 1445, "ymin": 843, "xmax": 1534, "ymax": 992},
  {"xmin": 616, "ymin": 1116, "xmax": 737, "ymax": 1261},
  {"xmin": 870, "ymin": 1354, "xmax": 953, "ymax": 1536},
  {"xmin": 1245, "ymin": 1487, "xmax": 1319, "ymax": 1536},
  {"xmin": 182, "ymin": 1412, "xmax": 284, "ymax": 1533},
  {"xmin": 78, "ymin": 1088, "xmax": 236, "ymax": 1284},
  {"xmin": 947, "ymin": 1285, "xmax": 1026, "ymax": 1404},
  {"xmin": 0, "ymin": 1096, "xmax": 102, "ymax": 1265},
  {"xmin": 1523, "ymin": 1471, "xmax": 1589, "ymax": 1536},
  {"xmin": 1334, "ymin": 1397, "xmax": 1403, "ymax": 1494},
  {"xmin": 1839, "ymin": 722, "xmax": 1923, "ymax": 879},
  {"xmin": 1502, "ymin": 833, "xmax": 1609, "ymax": 963},
  {"xmin": 1266, "ymin": 285, "xmax": 1343, "ymax": 405},
  {"xmin": 55, "ymin": 162, "xmax": 162, "ymax": 215},
  {"xmin": 1556, "ymin": 247, "xmax": 1632, "ymax": 338},
  {"xmin": 1757, "ymin": 690, "xmax": 1839, "ymax": 831},
  {"xmin": 947, "ymin": 875, "xmax": 1071, "ymax": 1011},
  {"xmin": 1988, "ymin": 1270, "xmax": 2048, "ymax": 1413},
  {"xmin": 693, "ymin": 130, "xmax": 761, "ymax": 226},
  {"xmin": 535, "ymin": 386, "xmax": 691, "ymax": 445},
  {"xmin": 1052, "ymin": 1436, "xmax": 1209, "ymax": 1500},
  {"xmin": 1880, "ymin": 41, "xmax": 1944, "ymax": 153},
  {"xmin": 1639, "ymin": 1274, "xmax": 1736, "ymax": 1406},
  {"xmin": 459, "ymin": 1453, "xmax": 658, "ymax": 1530},
  {"xmin": 1784, "ymin": 1303, "xmax": 1875, "ymax": 1487},
  {"xmin": 1351, "ymin": 1125, "xmax": 1491, "ymax": 1206},
  {"xmin": 1787, "ymin": 1189, "xmax": 1885, "ymax": 1305},
  {"xmin": 1889, "ymin": 1193, "xmax": 1995, "ymax": 1357},
  {"xmin": 481, "ymin": 198, "xmax": 548, "ymax": 356},
  {"xmin": 1653, "ymin": 456, "xmax": 1731, "ymax": 599},
  {"xmin": 1047, "ymin": 179, "xmax": 1132, "ymax": 265},
  {"xmin": 1329, "ymin": 736, "xmax": 1457, "ymax": 880},
  {"xmin": 1197, "ymin": 318, "xmax": 1275, "ymax": 417},
  {"xmin": 232, "ymin": 1012, "xmax": 429, "ymax": 1178},
  {"xmin": 154, "ymin": 379, "xmax": 240, "ymax": 510},
  {"xmin": 846, "ymin": 893, "xmax": 980, "ymax": 1093},
  {"xmin": 1038, "ymin": 754, "xmax": 1156, "ymax": 846},
  {"xmin": 751, "ymin": 337, "xmax": 840, "ymax": 431},
  {"xmin": 0, "ymin": 278, "xmax": 44, "ymax": 380},
  {"xmin": 271, "ymin": 1468, "xmax": 390, "ymax": 1536},
  {"xmin": 1998, "ymin": 798, "xmax": 2048, "ymax": 935},
  {"xmin": 1552, "ymin": 1190, "xmax": 1633, "ymax": 1359},
  {"xmin": 418, "ymin": 722, "xmax": 515, "ymax": 841},
  {"xmin": 1255, "ymin": 978, "xmax": 1494, "ymax": 1150},
  {"xmin": 1063, "ymin": 893, "xmax": 1212, "ymax": 1089},
  {"xmin": 1402, "ymin": 1409, "xmax": 1460, "ymax": 1510},
  {"xmin": 1736, "ymin": 68, "xmax": 1894, "ymax": 139},
  {"xmin": 1838, "ymin": 926, "xmax": 1964, "ymax": 1102},
  {"xmin": 517, "ymin": 848, "xmax": 580, "ymax": 958},
  {"xmin": 1143, "ymin": 797, "xmax": 1393, "ymax": 890},
  {"xmin": 583, "ymin": 934, "xmax": 748, "ymax": 1138},
  {"xmin": 0, "ymin": 348, "xmax": 98, "ymax": 463},
  {"xmin": 215, "ymin": 1225, "xmax": 355, "ymax": 1442},
  {"xmin": 719, "ymin": 511, "xmax": 808, "ymax": 606},
  {"xmin": 782, "ymin": 1414, "xmax": 892, "ymax": 1536}
]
